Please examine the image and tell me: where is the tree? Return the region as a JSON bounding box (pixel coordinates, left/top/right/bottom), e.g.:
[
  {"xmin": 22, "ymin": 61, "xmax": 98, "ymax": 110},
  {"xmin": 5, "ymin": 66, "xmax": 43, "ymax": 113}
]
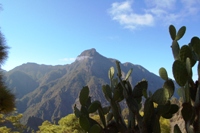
[
  {"xmin": 0, "ymin": 109, "xmax": 26, "ymax": 133},
  {"xmin": 37, "ymin": 114, "xmax": 85, "ymax": 133},
  {"xmin": 0, "ymin": 29, "xmax": 15, "ymax": 114}
]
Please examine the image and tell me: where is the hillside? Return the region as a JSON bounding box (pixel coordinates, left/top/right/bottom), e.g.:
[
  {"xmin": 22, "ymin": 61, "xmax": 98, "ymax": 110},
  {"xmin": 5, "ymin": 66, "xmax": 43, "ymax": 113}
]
[{"xmin": 4, "ymin": 48, "xmax": 166, "ymax": 124}]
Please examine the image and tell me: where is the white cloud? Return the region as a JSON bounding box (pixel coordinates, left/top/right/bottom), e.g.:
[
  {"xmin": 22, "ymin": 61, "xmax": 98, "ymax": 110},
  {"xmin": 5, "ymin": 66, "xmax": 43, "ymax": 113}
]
[
  {"xmin": 108, "ymin": 0, "xmax": 154, "ymax": 30},
  {"xmin": 59, "ymin": 58, "xmax": 76, "ymax": 62},
  {"xmin": 108, "ymin": 0, "xmax": 200, "ymax": 30},
  {"xmin": 76, "ymin": 56, "xmax": 92, "ymax": 61}
]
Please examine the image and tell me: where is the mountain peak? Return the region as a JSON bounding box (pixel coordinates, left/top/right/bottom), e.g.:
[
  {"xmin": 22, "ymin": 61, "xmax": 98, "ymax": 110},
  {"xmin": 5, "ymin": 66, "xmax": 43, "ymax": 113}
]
[
  {"xmin": 79, "ymin": 48, "xmax": 97, "ymax": 56},
  {"xmin": 76, "ymin": 48, "xmax": 103, "ymax": 61}
]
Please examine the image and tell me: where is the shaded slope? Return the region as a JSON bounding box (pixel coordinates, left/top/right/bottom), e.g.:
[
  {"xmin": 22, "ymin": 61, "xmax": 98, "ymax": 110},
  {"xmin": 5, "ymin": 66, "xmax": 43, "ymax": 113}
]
[{"xmin": 5, "ymin": 48, "xmax": 166, "ymax": 124}]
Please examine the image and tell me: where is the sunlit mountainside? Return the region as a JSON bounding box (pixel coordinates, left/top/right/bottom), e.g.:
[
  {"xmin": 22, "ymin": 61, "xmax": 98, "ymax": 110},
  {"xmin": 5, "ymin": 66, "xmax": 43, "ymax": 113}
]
[{"xmin": 4, "ymin": 48, "xmax": 170, "ymax": 129}]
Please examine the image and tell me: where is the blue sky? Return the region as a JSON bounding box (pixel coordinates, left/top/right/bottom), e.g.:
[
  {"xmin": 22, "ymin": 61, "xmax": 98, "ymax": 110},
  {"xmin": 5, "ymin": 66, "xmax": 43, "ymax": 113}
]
[{"xmin": 0, "ymin": 0, "xmax": 200, "ymax": 79}]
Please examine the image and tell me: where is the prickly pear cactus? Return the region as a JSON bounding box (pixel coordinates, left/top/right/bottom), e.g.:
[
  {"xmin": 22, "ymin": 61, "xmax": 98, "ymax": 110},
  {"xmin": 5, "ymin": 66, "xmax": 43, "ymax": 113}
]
[
  {"xmin": 169, "ymin": 25, "xmax": 200, "ymax": 132},
  {"xmin": 75, "ymin": 59, "xmax": 178, "ymax": 132},
  {"xmin": 74, "ymin": 24, "xmax": 200, "ymax": 132}
]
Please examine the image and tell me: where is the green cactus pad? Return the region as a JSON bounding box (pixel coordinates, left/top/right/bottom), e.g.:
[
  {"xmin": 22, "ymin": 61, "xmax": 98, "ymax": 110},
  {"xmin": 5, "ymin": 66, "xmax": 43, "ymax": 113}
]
[
  {"xmin": 143, "ymin": 87, "xmax": 148, "ymax": 99},
  {"xmin": 198, "ymin": 61, "xmax": 200, "ymax": 77},
  {"xmin": 186, "ymin": 58, "xmax": 192, "ymax": 77},
  {"xmin": 153, "ymin": 118, "xmax": 161, "ymax": 133},
  {"xmin": 89, "ymin": 124, "xmax": 101, "ymax": 133},
  {"xmin": 181, "ymin": 102, "xmax": 194, "ymax": 122},
  {"xmin": 143, "ymin": 98, "xmax": 154, "ymax": 121},
  {"xmin": 172, "ymin": 60, "xmax": 188, "ymax": 86},
  {"xmin": 161, "ymin": 104, "xmax": 179, "ymax": 119},
  {"xmin": 111, "ymin": 101, "xmax": 121, "ymax": 121},
  {"xmin": 74, "ymin": 105, "xmax": 81, "ymax": 118},
  {"xmin": 152, "ymin": 88, "xmax": 169, "ymax": 105},
  {"xmin": 132, "ymin": 80, "xmax": 148, "ymax": 98},
  {"xmin": 174, "ymin": 124, "xmax": 182, "ymax": 133},
  {"xmin": 162, "ymin": 113, "xmax": 173, "ymax": 119},
  {"xmin": 108, "ymin": 66, "xmax": 115, "ymax": 80},
  {"xmin": 149, "ymin": 91, "xmax": 153, "ymax": 97},
  {"xmin": 106, "ymin": 112, "xmax": 113, "ymax": 123},
  {"xmin": 79, "ymin": 86, "xmax": 89, "ymax": 106},
  {"xmin": 98, "ymin": 108, "xmax": 106, "ymax": 128},
  {"xmin": 102, "ymin": 106, "xmax": 111, "ymax": 114},
  {"xmin": 157, "ymin": 101, "xmax": 171, "ymax": 115},
  {"xmin": 169, "ymin": 25, "xmax": 176, "ymax": 40},
  {"xmin": 168, "ymin": 104, "xmax": 179, "ymax": 114},
  {"xmin": 175, "ymin": 26, "xmax": 186, "ymax": 41},
  {"xmin": 163, "ymin": 79, "xmax": 175, "ymax": 98},
  {"xmin": 125, "ymin": 80, "xmax": 133, "ymax": 94},
  {"xmin": 85, "ymin": 96, "xmax": 92, "ymax": 108},
  {"xmin": 190, "ymin": 85, "xmax": 197, "ymax": 102},
  {"xmin": 125, "ymin": 68, "xmax": 133, "ymax": 81},
  {"xmin": 179, "ymin": 45, "xmax": 192, "ymax": 63},
  {"xmin": 79, "ymin": 115, "xmax": 90, "ymax": 131},
  {"xmin": 171, "ymin": 41, "xmax": 180, "ymax": 60},
  {"xmin": 113, "ymin": 83, "xmax": 124, "ymax": 102},
  {"xmin": 112, "ymin": 78, "xmax": 118, "ymax": 87},
  {"xmin": 81, "ymin": 106, "xmax": 89, "ymax": 116},
  {"xmin": 102, "ymin": 85, "xmax": 112, "ymax": 101},
  {"xmin": 191, "ymin": 36, "xmax": 200, "ymax": 58},
  {"xmin": 159, "ymin": 67, "xmax": 168, "ymax": 80},
  {"xmin": 190, "ymin": 51, "xmax": 197, "ymax": 67},
  {"xmin": 115, "ymin": 60, "xmax": 122, "ymax": 77},
  {"xmin": 88, "ymin": 100, "xmax": 101, "ymax": 113}
]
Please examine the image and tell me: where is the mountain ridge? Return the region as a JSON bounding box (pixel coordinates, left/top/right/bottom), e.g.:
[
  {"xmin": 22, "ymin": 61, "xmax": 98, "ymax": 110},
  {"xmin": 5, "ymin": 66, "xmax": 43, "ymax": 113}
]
[{"xmin": 4, "ymin": 48, "xmax": 167, "ymax": 124}]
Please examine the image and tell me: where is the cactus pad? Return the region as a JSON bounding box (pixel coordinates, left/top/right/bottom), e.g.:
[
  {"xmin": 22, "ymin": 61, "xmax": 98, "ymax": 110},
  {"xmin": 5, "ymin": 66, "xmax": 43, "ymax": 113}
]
[
  {"xmin": 79, "ymin": 115, "xmax": 90, "ymax": 131},
  {"xmin": 102, "ymin": 106, "xmax": 111, "ymax": 114},
  {"xmin": 89, "ymin": 124, "xmax": 101, "ymax": 133},
  {"xmin": 163, "ymin": 79, "xmax": 175, "ymax": 98},
  {"xmin": 79, "ymin": 86, "xmax": 89, "ymax": 106},
  {"xmin": 152, "ymin": 88, "xmax": 169, "ymax": 105},
  {"xmin": 108, "ymin": 66, "xmax": 115, "ymax": 80},
  {"xmin": 169, "ymin": 25, "xmax": 176, "ymax": 40},
  {"xmin": 143, "ymin": 98, "xmax": 154, "ymax": 121},
  {"xmin": 125, "ymin": 68, "xmax": 133, "ymax": 81},
  {"xmin": 171, "ymin": 41, "xmax": 180, "ymax": 60},
  {"xmin": 157, "ymin": 101, "xmax": 171, "ymax": 115},
  {"xmin": 102, "ymin": 85, "xmax": 112, "ymax": 101},
  {"xmin": 179, "ymin": 45, "xmax": 192, "ymax": 63},
  {"xmin": 132, "ymin": 80, "xmax": 148, "ymax": 98},
  {"xmin": 173, "ymin": 60, "xmax": 188, "ymax": 86},
  {"xmin": 181, "ymin": 103, "xmax": 194, "ymax": 122},
  {"xmin": 175, "ymin": 26, "xmax": 186, "ymax": 41},
  {"xmin": 116, "ymin": 60, "xmax": 122, "ymax": 77},
  {"xmin": 191, "ymin": 36, "xmax": 200, "ymax": 58},
  {"xmin": 106, "ymin": 112, "xmax": 113, "ymax": 123},
  {"xmin": 159, "ymin": 67, "xmax": 168, "ymax": 80},
  {"xmin": 74, "ymin": 105, "xmax": 81, "ymax": 118},
  {"xmin": 88, "ymin": 101, "xmax": 101, "ymax": 113},
  {"xmin": 174, "ymin": 124, "xmax": 181, "ymax": 133},
  {"xmin": 113, "ymin": 83, "xmax": 124, "ymax": 102}
]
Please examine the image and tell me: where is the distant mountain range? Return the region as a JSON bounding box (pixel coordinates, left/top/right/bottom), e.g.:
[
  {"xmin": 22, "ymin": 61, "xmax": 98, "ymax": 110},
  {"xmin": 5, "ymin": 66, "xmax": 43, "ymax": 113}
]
[{"xmin": 4, "ymin": 48, "xmax": 171, "ymax": 127}]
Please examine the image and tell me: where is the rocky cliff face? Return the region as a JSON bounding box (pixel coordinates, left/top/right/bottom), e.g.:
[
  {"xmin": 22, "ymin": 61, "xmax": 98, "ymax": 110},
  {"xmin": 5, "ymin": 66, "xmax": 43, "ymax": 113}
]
[{"xmin": 5, "ymin": 48, "xmax": 165, "ymax": 124}]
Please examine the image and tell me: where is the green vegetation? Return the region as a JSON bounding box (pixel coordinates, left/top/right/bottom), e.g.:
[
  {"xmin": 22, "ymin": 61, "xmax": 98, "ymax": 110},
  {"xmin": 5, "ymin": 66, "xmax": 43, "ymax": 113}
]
[
  {"xmin": 1, "ymin": 19, "xmax": 199, "ymax": 132},
  {"xmin": 169, "ymin": 25, "xmax": 200, "ymax": 132},
  {"xmin": 0, "ymin": 30, "xmax": 15, "ymax": 114},
  {"xmin": 75, "ymin": 25, "xmax": 200, "ymax": 133},
  {"xmin": 0, "ymin": 109, "xmax": 25, "ymax": 133},
  {"xmin": 0, "ymin": 29, "xmax": 25, "ymax": 132},
  {"xmin": 75, "ymin": 61, "xmax": 178, "ymax": 132},
  {"xmin": 37, "ymin": 114, "xmax": 85, "ymax": 133}
]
